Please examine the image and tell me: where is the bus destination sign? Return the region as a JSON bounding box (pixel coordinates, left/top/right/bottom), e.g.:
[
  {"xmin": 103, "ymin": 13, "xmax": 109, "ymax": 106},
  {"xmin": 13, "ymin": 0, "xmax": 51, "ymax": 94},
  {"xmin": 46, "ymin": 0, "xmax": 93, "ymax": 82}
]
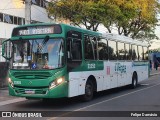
[
  {"xmin": 19, "ymin": 27, "xmax": 54, "ymax": 35},
  {"xmin": 12, "ymin": 25, "xmax": 62, "ymax": 36}
]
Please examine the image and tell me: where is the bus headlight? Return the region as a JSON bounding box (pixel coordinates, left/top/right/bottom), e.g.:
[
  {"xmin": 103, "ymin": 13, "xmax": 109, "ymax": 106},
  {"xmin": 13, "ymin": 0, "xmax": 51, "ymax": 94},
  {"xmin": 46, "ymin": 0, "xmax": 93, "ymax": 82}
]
[
  {"xmin": 8, "ymin": 77, "xmax": 14, "ymax": 88},
  {"xmin": 49, "ymin": 77, "xmax": 65, "ymax": 89}
]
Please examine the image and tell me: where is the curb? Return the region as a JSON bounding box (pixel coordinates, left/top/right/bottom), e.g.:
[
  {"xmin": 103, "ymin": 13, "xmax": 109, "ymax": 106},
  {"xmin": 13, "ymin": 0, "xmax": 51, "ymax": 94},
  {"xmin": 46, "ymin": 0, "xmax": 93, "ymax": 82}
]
[{"xmin": 150, "ymin": 73, "xmax": 160, "ymax": 76}]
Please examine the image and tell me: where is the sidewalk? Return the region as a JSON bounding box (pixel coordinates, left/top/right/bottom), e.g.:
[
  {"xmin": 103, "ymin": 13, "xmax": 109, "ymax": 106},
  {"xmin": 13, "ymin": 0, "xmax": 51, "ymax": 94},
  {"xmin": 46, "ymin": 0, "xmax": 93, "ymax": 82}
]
[
  {"xmin": 0, "ymin": 70, "xmax": 159, "ymax": 106},
  {"xmin": 150, "ymin": 68, "xmax": 160, "ymax": 76}
]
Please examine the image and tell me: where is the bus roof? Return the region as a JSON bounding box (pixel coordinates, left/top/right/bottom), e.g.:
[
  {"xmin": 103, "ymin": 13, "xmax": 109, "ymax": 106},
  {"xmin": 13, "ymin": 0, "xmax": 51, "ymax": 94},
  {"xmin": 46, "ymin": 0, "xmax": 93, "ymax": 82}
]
[
  {"xmin": 61, "ymin": 23, "xmax": 101, "ymax": 36},
  {"xmin": 102, "ymin": 33, "xmax": 148, "ymax": 47}
]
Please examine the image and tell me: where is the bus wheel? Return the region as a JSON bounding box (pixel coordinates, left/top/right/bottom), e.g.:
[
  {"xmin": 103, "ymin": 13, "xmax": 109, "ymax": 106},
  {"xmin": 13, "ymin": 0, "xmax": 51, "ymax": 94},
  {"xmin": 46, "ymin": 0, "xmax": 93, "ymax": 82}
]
[
  {"xmin": 131, "ymin": 75, "xmax": 138, "ymax": 89},
  {"xmin": 81, "ymin": 80, "xmax": 94, "ymax": 101}
]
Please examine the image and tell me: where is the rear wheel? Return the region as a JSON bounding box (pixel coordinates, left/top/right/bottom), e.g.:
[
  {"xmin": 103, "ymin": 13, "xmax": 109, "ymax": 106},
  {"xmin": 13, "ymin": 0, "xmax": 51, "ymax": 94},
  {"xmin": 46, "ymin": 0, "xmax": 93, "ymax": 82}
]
[
  {"xmin": 131, "ymin": 75, "xmax": 138, "ymax": 89},
  {"xmin": 81, "ymin": 80, "xmax": 94, "ymax": 101}
]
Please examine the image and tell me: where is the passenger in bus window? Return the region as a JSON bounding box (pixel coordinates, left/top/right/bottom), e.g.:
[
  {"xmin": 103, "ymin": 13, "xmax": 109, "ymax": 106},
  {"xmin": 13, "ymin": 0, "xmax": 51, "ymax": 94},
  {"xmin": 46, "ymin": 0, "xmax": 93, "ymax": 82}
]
[{"xmin": 72, "ymin": 42, "xmax": 81, "ymax": 60}]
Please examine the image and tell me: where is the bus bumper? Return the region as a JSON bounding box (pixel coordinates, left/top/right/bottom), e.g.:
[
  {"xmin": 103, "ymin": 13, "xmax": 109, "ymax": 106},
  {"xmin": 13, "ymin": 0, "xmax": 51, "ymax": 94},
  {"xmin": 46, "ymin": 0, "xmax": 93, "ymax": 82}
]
[{"xmin": 8, "ymin": 82, "xmax": 68, "ymax": 99}]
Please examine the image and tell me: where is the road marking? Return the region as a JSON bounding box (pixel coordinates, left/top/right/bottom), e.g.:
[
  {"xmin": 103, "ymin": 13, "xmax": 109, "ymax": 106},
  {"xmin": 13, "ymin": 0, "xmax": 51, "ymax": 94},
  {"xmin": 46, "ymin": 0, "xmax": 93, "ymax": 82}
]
[
  {"xmin": 48, "ymin": 82, "xmax": 160, "ymax": 120},
  {"xmin": 0, "ymin": 98, "xmax": 26, "ymax": 106},
  {"xmin": 140, "ymin": 84, "xmax": 149, "ymax": 86}
]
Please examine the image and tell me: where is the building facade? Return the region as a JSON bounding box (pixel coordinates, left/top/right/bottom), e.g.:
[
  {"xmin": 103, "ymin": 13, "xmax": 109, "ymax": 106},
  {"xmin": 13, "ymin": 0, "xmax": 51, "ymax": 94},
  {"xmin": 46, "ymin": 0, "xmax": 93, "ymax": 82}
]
[{"xmin": 0, "ymin": 0, "xmax": 53, "ymax": 62}]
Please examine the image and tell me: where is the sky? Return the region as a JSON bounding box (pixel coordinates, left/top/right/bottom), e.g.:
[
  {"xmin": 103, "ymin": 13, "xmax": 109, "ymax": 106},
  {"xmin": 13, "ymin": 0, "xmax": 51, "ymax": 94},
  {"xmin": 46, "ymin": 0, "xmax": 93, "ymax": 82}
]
[{"xmin": 150, "ymin": 20, "xmax": 160, "ymax": 49}]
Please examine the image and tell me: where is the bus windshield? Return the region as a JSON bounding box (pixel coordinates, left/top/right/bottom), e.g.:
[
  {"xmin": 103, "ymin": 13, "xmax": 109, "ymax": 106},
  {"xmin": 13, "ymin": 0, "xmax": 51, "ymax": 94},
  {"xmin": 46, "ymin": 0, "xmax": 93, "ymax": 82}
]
[{"xmin": 11, "ymin": 38, "xmax": 64, "ymax": 70}]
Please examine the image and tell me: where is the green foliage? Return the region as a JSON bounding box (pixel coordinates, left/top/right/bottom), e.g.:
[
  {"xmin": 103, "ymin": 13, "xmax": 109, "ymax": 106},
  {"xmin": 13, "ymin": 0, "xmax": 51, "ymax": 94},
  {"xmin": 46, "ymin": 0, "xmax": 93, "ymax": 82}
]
[
  {"xmin": 48, "ymin": 0, "xmax": 105, "ymax": 31},
  {"xmin": 47, "ymin": 0, "xmax": 160, "ymax": 41},
  {"xmin": 111, "ymin": 0, "xmax": 160, "ymax": 40}
]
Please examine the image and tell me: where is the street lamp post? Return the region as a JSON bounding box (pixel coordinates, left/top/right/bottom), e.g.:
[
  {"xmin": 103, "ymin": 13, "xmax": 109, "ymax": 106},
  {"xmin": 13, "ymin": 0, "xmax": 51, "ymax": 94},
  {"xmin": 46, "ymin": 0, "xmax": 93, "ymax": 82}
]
[{"xmin": 25, "ymin": 0, "xmax": 32, "ymax": 24}]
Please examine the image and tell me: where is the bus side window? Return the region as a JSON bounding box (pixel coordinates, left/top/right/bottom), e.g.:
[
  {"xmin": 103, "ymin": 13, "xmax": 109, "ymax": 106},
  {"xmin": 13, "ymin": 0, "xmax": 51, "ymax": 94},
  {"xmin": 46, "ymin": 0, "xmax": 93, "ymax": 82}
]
[
  {"xmin": 91, "ymin": 37, "xmax": 97, "ymax": 60},
  {"xmin": 117, "ymin": 42, "xmax": 125, "ymax": 60},
  {"xmin": 84, "ymin": 35, "xmax": 94, "ymax": 60},
  {"xmin": 98, "ymin": 38, "xmax": 108, "ymax": 60},
  {"xmin": 125, "ymin": 43, "xmax": 132, "ymax": 60},
  {"xmin": 132, "ymin": 44, "xmax": 138, "ymax": 61},
  {"xmin": 71, "ymin": 39, "xmax": 82, "ymax": 60},
  {"xmin": 138, "ymin": 46, "xmax": 143, "ymax": 61},
  {"xmin": 67, "ymin": 38, "xmax": 82, "ymax": 71},
  {"xmin": 108, "ymin": 40, "xmax": 117, "ymax": 60},
  {"xmin": 143, "ymin": 47, "xmax": 148, "ymax": 60},
  {"xmin": 67, "ymin": 38, "xmax": 82, "ymax": 61}
]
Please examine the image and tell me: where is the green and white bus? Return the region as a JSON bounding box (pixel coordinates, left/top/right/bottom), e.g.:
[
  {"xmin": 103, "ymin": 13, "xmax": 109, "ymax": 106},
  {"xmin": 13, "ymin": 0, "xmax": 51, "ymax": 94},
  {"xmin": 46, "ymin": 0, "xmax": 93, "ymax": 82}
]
[{"xmin": 2, "ymin": 23, "xmax": 149, "ymax": 101}]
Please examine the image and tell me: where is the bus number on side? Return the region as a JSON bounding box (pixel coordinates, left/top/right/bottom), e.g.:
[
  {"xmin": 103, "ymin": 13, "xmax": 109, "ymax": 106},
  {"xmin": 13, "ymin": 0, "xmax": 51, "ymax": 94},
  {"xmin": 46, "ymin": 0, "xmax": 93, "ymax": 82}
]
[{"xmin": 88, "ymin": 64, "xmax": 96, "ymax": 69}]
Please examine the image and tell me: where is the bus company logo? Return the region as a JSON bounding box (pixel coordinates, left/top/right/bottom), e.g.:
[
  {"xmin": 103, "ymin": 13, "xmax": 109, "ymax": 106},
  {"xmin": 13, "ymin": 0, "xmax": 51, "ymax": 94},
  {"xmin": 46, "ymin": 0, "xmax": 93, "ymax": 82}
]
[
  {"xmin": 2, "ymin": 112, "xmax": 11, "ymax": 117},
  {"xmin": 115, "ymin": 63, "xmax": 126, "ymax": 73}
]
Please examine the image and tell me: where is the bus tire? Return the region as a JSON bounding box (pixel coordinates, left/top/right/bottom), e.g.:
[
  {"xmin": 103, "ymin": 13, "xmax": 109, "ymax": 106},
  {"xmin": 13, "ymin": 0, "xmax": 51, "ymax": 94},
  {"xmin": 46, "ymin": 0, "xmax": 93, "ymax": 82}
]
[
  {"xmin": 131, "ymin": 74, "xmax": 138, "ymax": 89},
  {"xmin": 81, "ymin": 80, "xmax": 94, "ymax": 101}
]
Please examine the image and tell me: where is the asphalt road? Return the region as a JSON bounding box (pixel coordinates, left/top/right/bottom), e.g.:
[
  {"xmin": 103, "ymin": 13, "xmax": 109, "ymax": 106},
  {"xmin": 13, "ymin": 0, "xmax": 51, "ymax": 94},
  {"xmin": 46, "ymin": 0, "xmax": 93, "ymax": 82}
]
[{"xmin": 0, "ymin": 75, "xmax": 160, "ymax": 120}]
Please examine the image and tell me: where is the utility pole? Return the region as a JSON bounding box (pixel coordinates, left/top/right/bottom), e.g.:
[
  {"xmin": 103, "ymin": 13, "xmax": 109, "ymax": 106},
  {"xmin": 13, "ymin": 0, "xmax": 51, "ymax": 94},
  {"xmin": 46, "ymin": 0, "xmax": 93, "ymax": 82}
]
[{"xmin": 25, "ymin": 0, "xmax": 32, "ymax": 24}]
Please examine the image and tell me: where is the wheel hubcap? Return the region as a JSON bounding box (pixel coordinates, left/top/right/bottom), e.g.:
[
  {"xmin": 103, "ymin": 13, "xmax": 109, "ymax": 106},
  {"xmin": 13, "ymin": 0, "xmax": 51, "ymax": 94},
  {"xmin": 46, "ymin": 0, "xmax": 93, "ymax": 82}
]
[
  {"xmin": 134, "ymin": 78, "xmax": 137, "ymax": 86},
  {"xmin": 86, "ymin": 84, "xmax": 92, "ymax": 96}
]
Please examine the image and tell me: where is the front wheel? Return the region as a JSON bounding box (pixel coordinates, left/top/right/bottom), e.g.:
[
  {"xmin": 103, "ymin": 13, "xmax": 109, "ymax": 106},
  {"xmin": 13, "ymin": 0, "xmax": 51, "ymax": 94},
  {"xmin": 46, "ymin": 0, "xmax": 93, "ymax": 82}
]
[{"xmin": 81, "ymin": 80, "xmax": 94, "ymax": 101}]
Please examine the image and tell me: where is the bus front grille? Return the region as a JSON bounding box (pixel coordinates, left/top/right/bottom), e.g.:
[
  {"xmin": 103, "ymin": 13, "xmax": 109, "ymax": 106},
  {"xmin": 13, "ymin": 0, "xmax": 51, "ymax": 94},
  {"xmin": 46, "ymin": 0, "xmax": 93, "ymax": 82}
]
[
  {"xmin": 12, "ymin": 71, "xmax": 52, "ymax": 80},
  {"xmin": 14, "ymin": 87, "xmax": 48, "ymax": 95}
]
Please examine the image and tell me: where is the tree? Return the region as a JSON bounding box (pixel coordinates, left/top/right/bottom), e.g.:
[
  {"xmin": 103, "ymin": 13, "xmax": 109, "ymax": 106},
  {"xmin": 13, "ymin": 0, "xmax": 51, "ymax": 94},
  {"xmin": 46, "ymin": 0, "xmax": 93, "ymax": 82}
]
[
  {"xmin": 47, "ymin": 0, "xmax": 160, "ymax": 41},
  {"xmin": 108, "ymin": 0, "xmax": 160, "ymax": 40},
  {"xmin": 47, "ymin": 0, "xmax": 107, "ymax": 31}
]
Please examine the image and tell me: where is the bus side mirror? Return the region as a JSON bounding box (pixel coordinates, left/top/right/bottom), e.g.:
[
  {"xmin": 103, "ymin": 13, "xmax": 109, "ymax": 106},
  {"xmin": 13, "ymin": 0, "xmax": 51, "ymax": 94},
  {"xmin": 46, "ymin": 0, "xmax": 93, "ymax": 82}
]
[{"xmin": 2, "ymin": 39, "xmax": 13, "ymax": 60}]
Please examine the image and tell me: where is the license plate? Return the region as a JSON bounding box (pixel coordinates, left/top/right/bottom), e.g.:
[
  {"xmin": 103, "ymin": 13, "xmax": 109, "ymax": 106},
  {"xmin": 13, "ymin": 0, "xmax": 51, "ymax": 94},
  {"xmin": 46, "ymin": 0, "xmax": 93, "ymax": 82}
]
[{"xmin": 25, "ymin": 89, "xmax": 35, "ymax": 94}]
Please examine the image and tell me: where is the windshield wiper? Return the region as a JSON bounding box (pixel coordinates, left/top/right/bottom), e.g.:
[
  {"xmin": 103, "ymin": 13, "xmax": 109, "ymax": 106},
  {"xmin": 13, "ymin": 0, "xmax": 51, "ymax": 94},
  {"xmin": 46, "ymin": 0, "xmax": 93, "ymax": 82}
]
[
  {"xmin": 35, "ymin": 36, "xmax": 50, "ymax": 68},
  {"xmin": 35, "ymin": 36, "xmax": 49, "ymax": 53}
]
